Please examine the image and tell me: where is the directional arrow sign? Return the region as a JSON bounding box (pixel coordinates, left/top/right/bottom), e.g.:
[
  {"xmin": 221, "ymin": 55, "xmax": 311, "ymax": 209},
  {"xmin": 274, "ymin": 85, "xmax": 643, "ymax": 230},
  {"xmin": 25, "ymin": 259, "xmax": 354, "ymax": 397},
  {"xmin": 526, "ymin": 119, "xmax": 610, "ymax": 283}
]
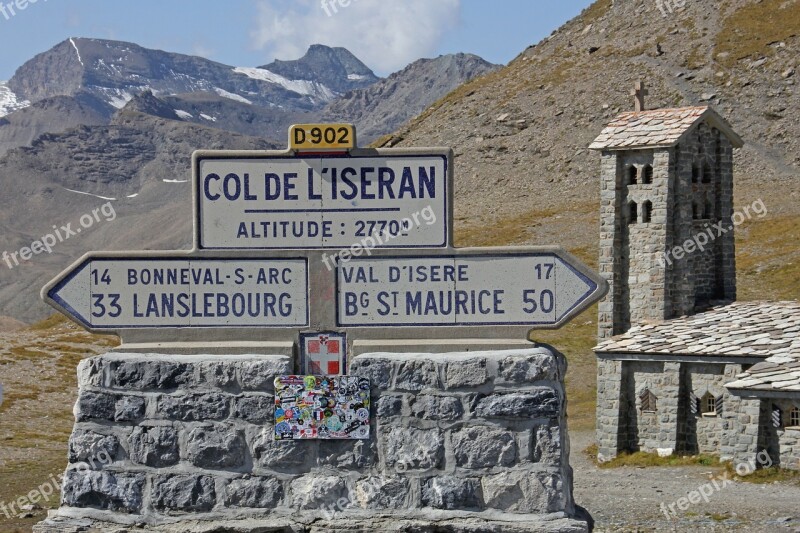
[
  {"xmin": 43, "ymin": 255, "xmax": 309, "ymax": 331},
  {"xmin": 336, "ymin": 250, "xmax": 604, "ymax": 329}
]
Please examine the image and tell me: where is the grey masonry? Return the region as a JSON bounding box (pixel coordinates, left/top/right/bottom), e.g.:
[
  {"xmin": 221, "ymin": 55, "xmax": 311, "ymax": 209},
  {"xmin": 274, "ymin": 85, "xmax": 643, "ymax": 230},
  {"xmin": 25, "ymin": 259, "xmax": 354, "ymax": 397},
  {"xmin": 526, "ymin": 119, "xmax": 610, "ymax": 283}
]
[{"xmin": 36, "ymin": 349, "xmax": 589, "ymax": 532}]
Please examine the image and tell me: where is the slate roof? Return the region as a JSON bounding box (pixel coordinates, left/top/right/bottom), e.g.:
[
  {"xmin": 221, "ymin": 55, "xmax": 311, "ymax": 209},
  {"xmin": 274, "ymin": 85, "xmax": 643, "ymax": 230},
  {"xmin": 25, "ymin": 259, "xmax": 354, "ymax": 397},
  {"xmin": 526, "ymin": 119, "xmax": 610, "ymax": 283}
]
[
  {"xmin": 594, "ymin": 301, "xmax": 800, "ymax": 358},
  {"xmin": 726, "ymin": 356, "xmax": 800, "ymax": 393},
  {"xmin": 589, "ymin": 106, "xmax": 744, "ymax": 150}
]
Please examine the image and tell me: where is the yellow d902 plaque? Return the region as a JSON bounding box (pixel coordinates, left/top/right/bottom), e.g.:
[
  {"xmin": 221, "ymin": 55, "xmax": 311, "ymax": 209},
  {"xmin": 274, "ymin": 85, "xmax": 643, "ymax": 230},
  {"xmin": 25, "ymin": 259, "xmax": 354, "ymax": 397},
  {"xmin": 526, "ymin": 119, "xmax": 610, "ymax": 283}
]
[{"xmin": 289, "ymin": 124, "xmax": 355, "ymax": 151}]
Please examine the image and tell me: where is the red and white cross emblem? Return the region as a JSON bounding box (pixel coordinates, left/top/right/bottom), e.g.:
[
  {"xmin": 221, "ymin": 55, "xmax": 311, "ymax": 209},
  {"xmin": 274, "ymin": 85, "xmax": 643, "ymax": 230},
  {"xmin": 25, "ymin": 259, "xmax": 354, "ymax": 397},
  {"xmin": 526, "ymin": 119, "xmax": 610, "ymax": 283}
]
[{"xmin": 303, "ymin": 333, "xmax": 345, "ymax": 375}]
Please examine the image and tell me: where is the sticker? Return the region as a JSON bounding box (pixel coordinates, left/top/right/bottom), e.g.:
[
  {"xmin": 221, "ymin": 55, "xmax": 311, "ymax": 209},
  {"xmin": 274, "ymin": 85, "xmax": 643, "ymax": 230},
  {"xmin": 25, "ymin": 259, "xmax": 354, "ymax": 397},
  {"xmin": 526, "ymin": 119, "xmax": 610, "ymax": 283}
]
[
  {"xmin": 274, "ymin": 375, "xmax": 370, "ymax": 440},
  {"xmin": 300, "ymin": 332, "xmax": 347, "ymax": 375}
]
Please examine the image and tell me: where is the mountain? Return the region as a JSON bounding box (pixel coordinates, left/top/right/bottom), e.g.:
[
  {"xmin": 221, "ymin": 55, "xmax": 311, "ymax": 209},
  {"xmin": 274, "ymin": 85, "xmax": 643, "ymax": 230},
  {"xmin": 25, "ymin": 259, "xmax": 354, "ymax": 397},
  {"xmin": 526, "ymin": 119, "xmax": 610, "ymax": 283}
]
[
  {"xmin": 8, "ymin": 38, "xmax": 356, "ymax": 112},
  {"xmin": 377, "ymin": 0, "xmax": 800, "ymax": 297},
  {"xmin": 0, "ymin": 26, "xmax": 505, "ymax": 322},
  {"xmin": 0, "ymin": 110, "xmax": 277, "ymax": 322},
  {"xmin": 323, "ymin": 53, "xmax": 499, "ymax": 144},
  {"xmin": 260, "ymin": 44, "xmax": 379, "ymax": 94}
]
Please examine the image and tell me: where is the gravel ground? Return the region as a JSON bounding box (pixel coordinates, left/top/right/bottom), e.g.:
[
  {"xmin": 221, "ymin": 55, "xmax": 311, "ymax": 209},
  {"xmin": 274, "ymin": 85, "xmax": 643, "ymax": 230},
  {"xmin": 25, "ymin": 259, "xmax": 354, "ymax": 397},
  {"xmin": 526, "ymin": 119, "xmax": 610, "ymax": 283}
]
[{"xmin": 571, "ymin": 430, "xmax": 800, "ymax": 532}]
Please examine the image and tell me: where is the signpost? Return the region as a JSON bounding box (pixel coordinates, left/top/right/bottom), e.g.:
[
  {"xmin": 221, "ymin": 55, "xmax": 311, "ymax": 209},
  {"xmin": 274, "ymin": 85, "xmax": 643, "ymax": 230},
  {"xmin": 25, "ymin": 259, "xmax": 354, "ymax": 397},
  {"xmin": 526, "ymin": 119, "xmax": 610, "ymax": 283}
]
[{"xmin": 42, "ymin": 123, "xmax": 608, "ymax": 370}]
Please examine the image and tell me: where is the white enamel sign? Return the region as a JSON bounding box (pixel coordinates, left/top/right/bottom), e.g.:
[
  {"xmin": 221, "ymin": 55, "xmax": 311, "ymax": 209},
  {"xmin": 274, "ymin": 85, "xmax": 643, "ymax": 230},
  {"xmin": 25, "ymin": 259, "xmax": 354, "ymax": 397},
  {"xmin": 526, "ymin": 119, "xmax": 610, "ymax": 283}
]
[
  {"xmin": 195, "ymin": 153, "xmax": 450, "ymax": 250},
  {"xmin": 336, "ymin": 253, "xmax": 599, "ymax": 327},
  {"xmin": 46, "ymin": 257, "xmax": 309, "ymax": 329}
]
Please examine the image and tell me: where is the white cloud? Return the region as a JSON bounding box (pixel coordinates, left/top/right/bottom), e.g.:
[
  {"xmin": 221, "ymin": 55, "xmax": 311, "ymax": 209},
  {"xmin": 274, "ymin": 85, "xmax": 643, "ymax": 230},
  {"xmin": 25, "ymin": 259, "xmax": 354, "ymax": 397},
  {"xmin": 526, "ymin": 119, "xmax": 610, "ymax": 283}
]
[{"xmin": 250, "ymin": 0, "xmax": 461, "ymax": 75}]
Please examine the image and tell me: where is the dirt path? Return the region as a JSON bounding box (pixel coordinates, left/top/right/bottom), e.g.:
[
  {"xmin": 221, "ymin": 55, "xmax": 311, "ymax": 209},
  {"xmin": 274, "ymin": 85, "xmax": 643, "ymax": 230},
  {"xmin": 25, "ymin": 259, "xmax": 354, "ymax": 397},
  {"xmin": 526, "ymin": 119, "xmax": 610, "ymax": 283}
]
[{"xmin": 571, "ymin": 430, "xmax": 800, "ymax": 532}]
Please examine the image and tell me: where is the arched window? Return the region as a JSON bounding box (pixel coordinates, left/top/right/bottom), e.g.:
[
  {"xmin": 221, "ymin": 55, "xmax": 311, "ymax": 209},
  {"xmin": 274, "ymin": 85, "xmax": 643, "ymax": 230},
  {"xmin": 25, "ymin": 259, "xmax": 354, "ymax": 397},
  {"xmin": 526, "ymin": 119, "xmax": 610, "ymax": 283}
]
[
  {"xmin": 702, "ymin": 163, "xmax": 712, "ymax": 184},
  {"xmin": 640, "ymin": 388, "xmax": 657, "ymax": 412},
  {"xmin": 790, "ymin": 407, "xmax": 800, "ymax": 428},
  {"xmin": 627, "ymin": 166, "xmax": 638, "ymax": 185},
  {"xmin": 701, "ymin": 392, "xmax": 720, "ymax": 416},
  {"xmin": 642, "ymin": 200, "xmax": 652, "ymax": 223},
  {"xmin": 642, "ymin": 165, "xmax": 653, "ymax": 184},
  {"xmin": 628, "ymin": 201, "xmax": 638, "ymax": 225},
  {"xmin": 692, "ymin": 164, "xmax": 701, "ymax": 184},
  {"xmin": 692, "ymin": 202, "xmax": 701, "ymax": 220}
]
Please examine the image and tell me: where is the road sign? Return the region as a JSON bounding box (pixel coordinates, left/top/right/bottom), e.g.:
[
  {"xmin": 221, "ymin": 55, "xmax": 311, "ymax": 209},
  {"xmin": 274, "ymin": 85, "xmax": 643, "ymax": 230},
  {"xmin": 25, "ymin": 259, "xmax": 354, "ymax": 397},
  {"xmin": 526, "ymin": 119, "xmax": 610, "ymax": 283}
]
[
  {"xmin": 336, "ymin": 251, "xmax": 601, "ymax": 328},
  {"xmin": 193, "ymin": 150, "xmax": 451, "ymax": 250},
  {"xmin": 289, "ymin": 124, "xmax": 356, "ymax": 151},
  {"xmin": 43, "ymin": 255, "xmax": 309, "ymax": 331}
]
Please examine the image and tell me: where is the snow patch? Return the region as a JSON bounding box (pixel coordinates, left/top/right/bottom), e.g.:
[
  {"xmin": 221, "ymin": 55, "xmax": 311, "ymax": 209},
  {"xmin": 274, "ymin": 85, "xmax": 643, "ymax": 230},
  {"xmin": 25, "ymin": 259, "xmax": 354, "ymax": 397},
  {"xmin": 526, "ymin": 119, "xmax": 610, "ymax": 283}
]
[
  {"xmin": 232, "ymin": 66, "xmax": 336, "ymax": 101},
  {"xmin": 199, "ymin": 113, "xmax": 217, "ymax": 122},
  {"xmin": 126, "ymin": 193, "xmax": 139, "ymax": 198},
  {"xmin": 64, "ymin": 188, "xmax": 116, "ymax": 201},
  {"xmin": 214, "ymin": 87, "xmax": 252, "ymax": 105},
  {"xmin": 163, "ymin": 179, "xmax": 188, "ymax": 183},
  {"xmin": 174, "ymin": 109, "xmax": 193, "ymax": 119},
  {"xmin": 69, "ymin": 38, "xmax": 84, "ymax": 66},
  {"xmin": 347, "ymin": 74, "xmax": 369, "ymax": 80},
  {"xmin": 0, "ymin": 82, "xmax": 30, "ymax": 118}
]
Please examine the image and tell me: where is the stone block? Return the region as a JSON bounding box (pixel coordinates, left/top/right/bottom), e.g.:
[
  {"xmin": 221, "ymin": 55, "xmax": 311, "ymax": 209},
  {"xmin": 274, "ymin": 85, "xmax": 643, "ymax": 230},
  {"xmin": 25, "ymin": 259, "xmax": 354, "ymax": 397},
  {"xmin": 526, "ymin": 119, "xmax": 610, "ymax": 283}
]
[
  {"xmin": 475, "ymin": 389, "xmax": 560, "ymax": 419},
  {"xmin": 482, "ymin": 471, "xmax": 565, "ymax": 513},
  {"xmin": 410, "ymin": 395, "xmax": 463, "ymax": 421},
  {"xmin": 385, "ymin": 427, "xmax": 443, "ymax": 470},
  {"xmin": 290, "ymin": 475, "xmax": 348, "ymax": 510},
  {"xmin": 186, "ymin": 425, "xmax": 247, "ymax": 469},
  {"xmin": 444, "ymin": 358, "xmax": 489, "ymax": 388},
  {"xmin": 199, "ymin": 361, "xmax": 237, "ymax": 389},
  {"xmin": 152, "ymin": 474, "xmax": 216, "ymax": 512},
  {"xmin": 349, "ymin": 357, "xmax": 392, "ymax": 389},
  {"xmin": 394, "ymin": 360, "xmax": 439, "ymax": 391},
  {"xmin": 317, "ymin": 439, "xmax": 376, "ymax": 469},
  {"xmin": 354, "ymin": 476, "xmax": 412, "ymax": 510},
  {"xmin": 61, "ymin": 470, "xmax": 144, "ymax": 513},
  {"xmin": 68, "ymin": 430, "xmax": 119, "ymax": 465},
  {"xmin": 157, "ymin": 392, "xmax": 230, "ymax": 421},
  {"xmin": 452, "ymin": 427, "xmax": 516, "ymax": 468},
  {"xmin": 533, "ymin": 425, "xmax": 562, "ymax": 465},
  {"xmin": 498, "ymin": 352, "xmax": 559, "ymax": 383},
  {"xmin": 75, "ymin": 390, "xmax": 117, "ymax": 422},
  {"xmin": 421, "ymin": 476, "xmax": 482, "ymax": 510},
  {"xmin": 128, "ymin": 426, "xmax": 179, "ymax": 468},
  {"xmin": 224, "ymin": 476, "xmax": 283, "ymax": 508},
  {"xmin": 114, "ymin": 395, "xmax": 146, "ymax": 422},
  {"xmin": 76, "ymin": 357, "xmax": 105, "ymax": 388},
  {"xmin": 252, "ymin": 431, "xmax": 310, "ymax": 468},
  {"xmin": 240, "ymin": 359, "xmax": 291, "ymax": 391},
  {"xmin": 375, "ymin": 395, "xmax": 403, "ymax": 417},
  {"xmin": 109, "ymin": 360, "xmax": 193, "ymax": 390},
  {"xmin": 232, "ymin": 394, "xmax": 274, "ymax": 424}
]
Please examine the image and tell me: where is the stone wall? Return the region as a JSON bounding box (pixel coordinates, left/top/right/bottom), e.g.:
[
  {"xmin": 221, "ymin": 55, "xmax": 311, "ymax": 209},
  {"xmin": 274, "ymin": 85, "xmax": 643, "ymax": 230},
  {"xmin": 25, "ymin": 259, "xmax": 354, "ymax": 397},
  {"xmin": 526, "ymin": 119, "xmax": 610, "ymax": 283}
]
[
  {"xmin": 37, "ymin": 349, "xmax": 588, "ymax": 533},
  {"xmin": 596, "ymin": 358, "xmax": 751, "ymax": 460}
]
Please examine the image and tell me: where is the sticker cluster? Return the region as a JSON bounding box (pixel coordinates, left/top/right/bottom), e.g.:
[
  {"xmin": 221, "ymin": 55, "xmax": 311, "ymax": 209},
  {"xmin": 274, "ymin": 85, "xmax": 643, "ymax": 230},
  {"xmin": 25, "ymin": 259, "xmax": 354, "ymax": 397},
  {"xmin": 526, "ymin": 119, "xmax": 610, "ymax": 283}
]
[{"xmin": 274, "ymin": 375, "xmax": 370, "ymax": 440}]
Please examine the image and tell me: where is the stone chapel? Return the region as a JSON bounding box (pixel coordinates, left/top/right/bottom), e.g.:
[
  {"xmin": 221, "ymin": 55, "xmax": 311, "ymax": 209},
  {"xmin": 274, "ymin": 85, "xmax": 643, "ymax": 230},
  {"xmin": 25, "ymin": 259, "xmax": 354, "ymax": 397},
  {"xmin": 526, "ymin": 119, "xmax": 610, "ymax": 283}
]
[{"xmin": 590, "ymin": 83, "xmax": 800, "ymax": 469}]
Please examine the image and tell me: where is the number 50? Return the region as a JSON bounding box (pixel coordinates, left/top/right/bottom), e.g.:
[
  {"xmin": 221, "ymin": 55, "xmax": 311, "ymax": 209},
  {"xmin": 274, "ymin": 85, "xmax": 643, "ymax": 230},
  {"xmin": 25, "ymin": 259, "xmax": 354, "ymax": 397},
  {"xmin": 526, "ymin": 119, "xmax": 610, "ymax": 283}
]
[{"xmin": 522, "ymin": 289, "xmax": 554, "ymax": 313}]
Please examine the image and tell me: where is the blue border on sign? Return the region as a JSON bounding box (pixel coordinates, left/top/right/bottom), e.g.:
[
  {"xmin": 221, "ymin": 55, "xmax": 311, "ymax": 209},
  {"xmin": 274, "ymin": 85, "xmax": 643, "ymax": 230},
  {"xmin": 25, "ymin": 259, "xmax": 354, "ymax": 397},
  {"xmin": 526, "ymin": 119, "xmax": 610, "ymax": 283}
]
[
  {"xmin": 334, "ymin": 253, "xmax": 598, "ymax": 327},
  {"xmin": 195, "ymin": 153, "xmax": 449, "ymax": 250},
  {"xmin": 49, "ymin": 257, "xmax": 310, "ymax": 329}
]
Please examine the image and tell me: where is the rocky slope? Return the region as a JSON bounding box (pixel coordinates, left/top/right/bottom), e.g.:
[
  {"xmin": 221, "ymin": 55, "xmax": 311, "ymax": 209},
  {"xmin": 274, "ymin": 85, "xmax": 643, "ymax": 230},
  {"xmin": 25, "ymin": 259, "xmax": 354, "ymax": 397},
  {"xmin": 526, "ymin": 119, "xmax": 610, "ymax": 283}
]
[
  {"xmin": 380, "ymin": 0, "xmax": 799, "ymax": 262},
  {"xmin": 323, "ymin": 53, "xmax": 499, "ymax": 144},
  {"xmin": 0, "ymin": 111, "xmax": 276, "ymax": 322}
]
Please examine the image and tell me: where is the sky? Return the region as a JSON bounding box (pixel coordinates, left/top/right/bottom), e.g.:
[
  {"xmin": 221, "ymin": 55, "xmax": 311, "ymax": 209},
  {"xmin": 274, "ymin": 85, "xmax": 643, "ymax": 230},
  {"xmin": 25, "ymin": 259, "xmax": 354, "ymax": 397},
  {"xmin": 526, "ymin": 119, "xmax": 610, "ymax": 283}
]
[{"xmin": 0, "ymin": 0, "xmax": 593, "ymax": 80}]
